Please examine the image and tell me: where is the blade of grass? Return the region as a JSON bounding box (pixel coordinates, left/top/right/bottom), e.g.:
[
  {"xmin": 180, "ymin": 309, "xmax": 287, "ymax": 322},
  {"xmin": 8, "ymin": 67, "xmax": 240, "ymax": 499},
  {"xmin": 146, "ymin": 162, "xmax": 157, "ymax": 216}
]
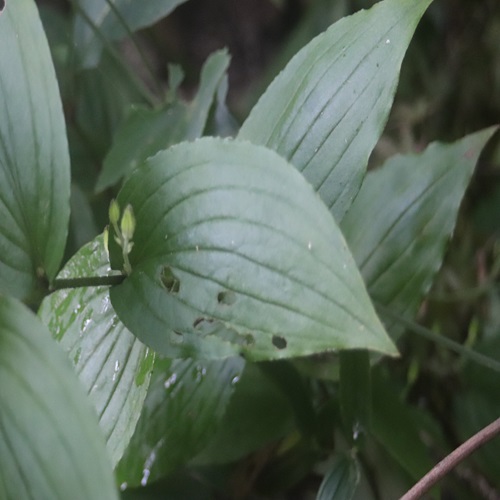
[{"xmin": 375, "ymin": 303, "xmax": 500, "ymax": 373}]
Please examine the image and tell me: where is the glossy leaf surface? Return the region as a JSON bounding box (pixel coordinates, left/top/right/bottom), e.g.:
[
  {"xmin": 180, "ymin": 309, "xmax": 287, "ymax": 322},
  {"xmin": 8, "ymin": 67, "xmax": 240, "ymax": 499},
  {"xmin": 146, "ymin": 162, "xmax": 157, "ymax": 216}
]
[
  {"xmin": 116, "ymin": 356, "xmax": 244, "ymax": 487},
  {"xmin": 73, "ymin": 0, "xmax": 190, "ymax": 68},
  {"xmin": 39, "ymin": 236, "xmax": 154, "ymax": 466},
  {"xmin": 342, "ymin": 127, "xmax": 497, "ymax": 336},
  {"xmin": 96, "ymin": 50, "xmax": 230, "ymax": 192},
  {"xmin": 0, "ymin": 0, "xmax": 70, "ymax": 300},
  {"xmin": 109, "ymin": 137, "xmax": 397, "ymax": 360},
  {"xmin": 0, "ymin": 297, "xmax": 118, "ymax": 500},
  {"xmin": 239, "ymin": 0, "xmax": 432, "ymax": 220}
]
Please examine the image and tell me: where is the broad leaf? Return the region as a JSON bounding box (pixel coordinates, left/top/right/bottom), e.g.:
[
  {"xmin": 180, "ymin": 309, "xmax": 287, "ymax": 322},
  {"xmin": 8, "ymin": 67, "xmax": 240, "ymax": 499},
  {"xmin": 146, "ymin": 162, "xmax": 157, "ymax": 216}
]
[
  {"xmin": 0, "ymin": 296, "xmax": 118, "ymax": 500},
  {"xmin": 239, "ymin": 0, "xmax": 432, "ymax": 221},
  {"xmin": 339, "ymin": 350, "xmax": 371, "ymax": 440},
  {"xmin": 96, "ymin": 49, "xmax": 230, "ymax": 192},
  {"xmin": 73, "ymin": 0, "xmax": 190, "ymax": 68},
  {"xmin": 341, "ymin": 127, "xmax": 497, "ymax": 336},
  {"xmin": 371, "ymin": 368, "xmax": 432, "ymax": 482},
  {"xmin": 109, "ymin": 138, "xmax": 397, "ymax": 360},
  {"xmin": 116, "ymin": 356, "xmax": 244, "ymax": 487},
  {"xmin": 0, "ymin": 0, "xmax": 70, "ymax": 301},
  {"xmin": 192, "ymin": 362, "xmax": 294, "ymax": 466},
  {"xmin": 316, "ymin": 454, "xmax": 360, "ymax": 500},
  {"xmin": 38, "ymin": 236, "xmax": 154, "ymax": 466}
]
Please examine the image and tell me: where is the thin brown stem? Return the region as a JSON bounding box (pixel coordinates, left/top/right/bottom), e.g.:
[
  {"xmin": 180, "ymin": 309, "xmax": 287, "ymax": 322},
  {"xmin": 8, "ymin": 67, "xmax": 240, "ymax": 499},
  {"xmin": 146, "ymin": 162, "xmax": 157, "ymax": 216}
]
[{"xmin": 400, "ymin": 417, "xmax": 500, "ymax": 500}]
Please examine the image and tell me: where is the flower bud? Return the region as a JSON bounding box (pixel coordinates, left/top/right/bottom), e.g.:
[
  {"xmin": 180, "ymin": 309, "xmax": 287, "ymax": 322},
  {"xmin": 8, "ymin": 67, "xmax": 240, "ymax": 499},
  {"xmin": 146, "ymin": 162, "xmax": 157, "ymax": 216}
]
[
  {"xmin": 109, "ymin": 199, "xmax": 120, "ymax": 226},
  {"xmin": 121, "ymin": 204, "xmax": 136, "ymax": 242}
]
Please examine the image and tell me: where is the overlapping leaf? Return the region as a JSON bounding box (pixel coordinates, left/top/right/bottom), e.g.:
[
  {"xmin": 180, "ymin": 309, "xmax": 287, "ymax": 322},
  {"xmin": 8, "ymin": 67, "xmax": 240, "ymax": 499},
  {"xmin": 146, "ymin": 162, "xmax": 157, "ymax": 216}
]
[
  {"xmin": 116, "ymin": 356, "xmax": 244, "ymax": 487},
  {"xmin": 39, "ymin": 236, "xmax": 154, "ymax": 466},
  {"xmin": 316, "ymin": 454, "xmax": 360, "ymax": 500},
  {"xmin": 341, "ymin": 127, "xmax": 497, "ymax": 336},
  {"xmin": 0, "ymin": 0, "xmax": 70, "ymax": 301},
  {"xmin": 109, "ymin": 137, "xmax": 397, "ymax": 360},
  {"xmin": 73, "ymin": 0, "xmax": 190, "ymax": 68},
  {"xmin": 96, "ymin": 50, "xmax": 230, "ymax": 192},
  {"xmin": 0, "ymin": 297, "xmax": 118, "ymax": 500},
  {"xmin": 239, "ymin": 0, "xmax": 432, "ymax": 220}
]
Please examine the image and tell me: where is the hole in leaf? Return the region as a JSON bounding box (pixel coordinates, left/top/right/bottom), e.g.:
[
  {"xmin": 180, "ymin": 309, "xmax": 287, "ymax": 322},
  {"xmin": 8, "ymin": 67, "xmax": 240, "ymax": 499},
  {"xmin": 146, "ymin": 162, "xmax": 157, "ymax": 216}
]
[
  {"xmin": 170, "ymin": 330, "xmax": 184, "ymax": 344},
  {"xmin": 217, "ymin": 290, "xmax": 237, "ymax": 305},
  {"xmin": 193, "ymin": 317, "xmax": 214, "ymax": 329},
  {"xmin": 241, "ymin": 333, "xmax": 255, "ymax": 347},
  {"xmin": 272, "ymin": 335, "xmax": 287, "ymax": 349},
  {"xmin": 160, "ymin": 266, "xmax": 180, "ymax": 293}
]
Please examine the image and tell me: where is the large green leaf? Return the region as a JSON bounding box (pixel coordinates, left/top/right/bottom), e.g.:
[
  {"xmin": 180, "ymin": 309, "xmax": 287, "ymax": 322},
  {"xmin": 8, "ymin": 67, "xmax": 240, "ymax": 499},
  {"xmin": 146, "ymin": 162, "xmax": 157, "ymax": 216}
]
[
  {"xmin": 371, "ymin": 368, "xmax": 432, "ymax": 482},
  {"xmin": 96, "ymin": 50, "xmax": 230, "ymax": 192},
  {"xmin": 109, "ymin": 137, "xmax": 397, "ymax": 360},
  {"xmin": 0, "ymin": 0, "xmax": 70, "ymax": 301},
  {"xmin": 341, "ymin": 128, "xmax": 497, "ymax": 336},
  {"xmin": 316, "ymin": 454, "xmax": 360, "ymax": 500},
  {"xmin": 239, "ymin": 0, "xmax": 432, "ymax": 221},
  {"xmin": 73, "ymin": 0, "xmax": 190, "ymax": 68},
  {"xmin": 116, "ymin": 356, "xmax": 244, "ymax": 487},
  {"xmin": 0, "ymin": 296, "xmax": 118, "ymax": 500},
  {"xmin": 191, "ymin": 362, "xmax": 294, "ymax": 466},
  {"xmin": 38, "ymin": 236, "xmax": 154, "ymax": 467}
]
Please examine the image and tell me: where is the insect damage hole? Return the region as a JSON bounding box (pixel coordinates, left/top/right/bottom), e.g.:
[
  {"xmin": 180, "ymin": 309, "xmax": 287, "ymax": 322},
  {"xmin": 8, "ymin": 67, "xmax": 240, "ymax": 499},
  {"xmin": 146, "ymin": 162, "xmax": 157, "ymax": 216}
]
[
  {"xmin": 217, "ymin": 290, "xmax": 237, "ymax": 305},
  {"xmin": 272, "ymin": 335, "xmax": 287, "ymax": 349},
  {"xmin": 159, "ymin": 266, "xmax": 180, "ymax": 293}
]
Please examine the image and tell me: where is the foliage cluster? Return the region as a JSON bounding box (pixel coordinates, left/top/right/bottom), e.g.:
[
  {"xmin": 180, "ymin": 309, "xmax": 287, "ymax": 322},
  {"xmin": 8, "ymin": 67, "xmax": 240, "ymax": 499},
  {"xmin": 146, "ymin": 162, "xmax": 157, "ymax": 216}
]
[{"xmin": 0, "ymin": 0, "xmax": 499, "ymax": 498}]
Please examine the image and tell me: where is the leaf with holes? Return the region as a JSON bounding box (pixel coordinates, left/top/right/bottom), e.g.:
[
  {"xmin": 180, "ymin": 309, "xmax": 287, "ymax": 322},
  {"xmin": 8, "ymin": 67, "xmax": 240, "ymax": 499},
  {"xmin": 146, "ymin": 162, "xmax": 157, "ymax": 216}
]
[
  {"xmin": 38, "ymin": 236, "xmax": 155, "ymax": 466},
  {"xmin": 0, "ymin": 296, "xmax": 118, "ymax": 500},
  {"xmin": 116, "ymin": 355, "xmax": 245, "ymax": 487},
  {"xmin": 239, "ymin": 0, "xmax": 432, "ymax": 221},
  {"xmin": 108, "ymin": 137, "xmax": 397, "ymax": 361},
  {"xmin": 0, "ymin": 0, "xmax": 70, "ymax": 302},
  {"xmin": 341, "ymin": 127, "xmax": 497, "ymax": 337},
  {"xmin": 73, "ymin": 0, "xmax": 190, "ymax": 68}
]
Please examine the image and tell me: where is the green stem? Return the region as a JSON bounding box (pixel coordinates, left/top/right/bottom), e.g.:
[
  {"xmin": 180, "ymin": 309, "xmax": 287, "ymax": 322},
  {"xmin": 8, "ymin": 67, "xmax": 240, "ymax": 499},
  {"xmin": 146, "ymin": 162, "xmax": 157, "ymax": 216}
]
[
  {"xmin": 50, "ymin": 274, "xmax": 126, "ymax": 291},
  {"xmin": 375, "ymin": 303, "xmax": 500, "ymax": 373}
]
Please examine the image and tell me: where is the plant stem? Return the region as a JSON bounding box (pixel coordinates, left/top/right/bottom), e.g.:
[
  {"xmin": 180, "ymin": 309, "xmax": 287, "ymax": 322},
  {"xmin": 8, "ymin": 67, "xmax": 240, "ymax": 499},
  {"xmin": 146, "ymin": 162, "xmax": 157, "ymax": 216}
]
[
  {"xmin": 375, "ymin": 303, "xmax": 500, "ymax": 373},
  {"xmin": 400, "ymin": 417, "xmax": 500, "ymax": 500},
  {"xmin": 50, "ymin": 274, "xmax": 126, "ymax": 291}
]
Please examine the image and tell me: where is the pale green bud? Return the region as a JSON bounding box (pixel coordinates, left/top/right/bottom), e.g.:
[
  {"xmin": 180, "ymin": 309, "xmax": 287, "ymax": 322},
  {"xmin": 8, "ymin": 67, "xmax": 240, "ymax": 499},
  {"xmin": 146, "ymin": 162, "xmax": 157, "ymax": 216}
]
[
  {"xmin": 121, "ymin": 204, "xmax": 136, "ymax": 242},
  {"xmin": 109, "ymin": 199, "xmax": 120, "ymax": 226},
  {"xmin": 103, "ymin": 226, "xmax": 109, "ymax": 256}
]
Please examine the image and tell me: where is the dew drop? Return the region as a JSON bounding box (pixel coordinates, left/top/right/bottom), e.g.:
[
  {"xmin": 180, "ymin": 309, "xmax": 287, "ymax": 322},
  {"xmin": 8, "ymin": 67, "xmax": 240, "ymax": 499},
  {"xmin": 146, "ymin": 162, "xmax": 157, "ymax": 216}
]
[
  {"xmin": 120, "ymin": 482, "xmax": 128, "ymax": 491},
  {"xmin": 164, "ymin": 372, "xmax": 177, "ymax": 389},
  {"xmin": 231, "ymin": 375, "xmax": 240, "ymax": 385},
  {"xmin": 307, "ymin": 241, "xmax": 312, "ymax": 250},
  {"xmin": 385, "ymin": 39, "xmax": 391, "ymax": 44},
  {"xmin": 140, "ymin": 469, "xmax": 150, "ymax": 487}
]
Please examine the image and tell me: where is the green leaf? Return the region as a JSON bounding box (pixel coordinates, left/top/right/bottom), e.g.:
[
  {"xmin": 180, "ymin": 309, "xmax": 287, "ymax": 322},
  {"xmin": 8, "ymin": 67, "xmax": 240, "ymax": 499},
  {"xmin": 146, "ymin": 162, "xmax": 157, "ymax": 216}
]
[
  {"xmin": 73, "ymin": 0, "xmax": 190, "ymax": 68},
  {"xmin": 341, "ymin": 127, "xmax": 497, "ymax": 337},
  {"xmin": 108, "ymin": 137, "xmax": 397, "ymax": 360},
  {"xmin": 371, "ymin": 368, "xmax": 432, "ymax": 482},
  {"xmin": 38, "ymin": 236, "xmax": 154, "ymax": 467},
  {"xmin": 191, "ymin": 362, "xmax": 294, "ymax": 465},
  {"xmin": 339, "ymin": 350, "xmax": 371, "ymax": 442},
  {"xmin": 96, "ymin": 49, "xmax": 231, "ymax": 192},
  {"xmin": 116, "ymin": 356, "xmax": 245, "ymax": 487},
  {"xmin": 316, "ymin": 454, "xmax": 360, "ymax": 500},
  {"xmin": 0, "ymin": 0, "xmax": 70, "ymax": 301},
  {"xmin": 0, "ymin": 296, "xmax": 118, "ymax": 500},
  {"xmin": 239, "ymin": 0, "xmax": 432, "ymax": 221}
]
